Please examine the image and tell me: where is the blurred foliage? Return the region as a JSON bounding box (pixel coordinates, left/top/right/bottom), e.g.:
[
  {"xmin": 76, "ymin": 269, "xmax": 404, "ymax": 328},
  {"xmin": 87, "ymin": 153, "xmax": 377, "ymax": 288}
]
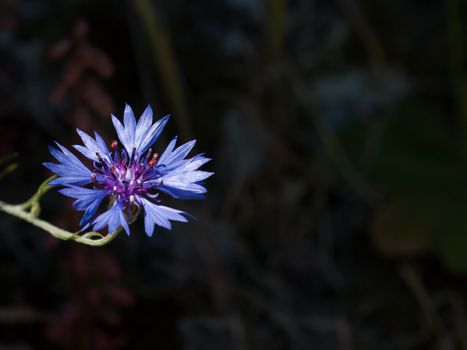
[
  {"xmin": 340, "ymin": 95, "xmax": 467, "ymax": 275},
  {"xmin": 134, "ymin": 0, "xmax": 191, "ymax": 139},
  {"xmin": 0, "ymin": 153, "xmax": 18, "ymax": 180},
  {"xmin": 342, "ymin": 101, "xmax": 467, "ymax": 271},
  {"xmin": 48, "ymin": 19, "xmax": 115, "ymax": 131}
]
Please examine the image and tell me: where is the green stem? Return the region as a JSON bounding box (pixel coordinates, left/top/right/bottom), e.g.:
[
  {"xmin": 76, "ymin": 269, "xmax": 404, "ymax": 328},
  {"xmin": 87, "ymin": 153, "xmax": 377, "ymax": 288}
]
[
  {"xmin": 0, "ymin": 176, "xmax": 122, "ymax": 246},
  {"xmin": 19, "ymin": 175, "xmax": 56, "ymax": 210},
  {"xmin": 0, "ymin": 201, "xmax": 121, "ymax": 246}
]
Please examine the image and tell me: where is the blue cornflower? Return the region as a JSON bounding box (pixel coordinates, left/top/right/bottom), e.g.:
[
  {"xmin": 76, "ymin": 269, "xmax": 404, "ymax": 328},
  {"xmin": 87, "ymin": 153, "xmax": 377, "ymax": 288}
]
[{"xmin": 43, "ymin": 104, "xmax": 213, "ymax": 236}]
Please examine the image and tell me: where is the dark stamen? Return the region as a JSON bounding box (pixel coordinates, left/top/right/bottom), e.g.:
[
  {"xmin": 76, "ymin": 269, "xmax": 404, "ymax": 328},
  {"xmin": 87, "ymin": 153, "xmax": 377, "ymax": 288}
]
[
  {"xmin": 129, "ymin": 147, "xmax": 136, "ymax": 163},
  {"xmin": 145, "ymin": 148, "xmax": 153, "ymax": 162},
  {"xmin": 121, "ymin": 150, "xmax": 128, "ymax": 165},
  {"xmin": 147, "ymin": 153, "xmax": 159, "ymax": 169},
  {"xmin": 95, "ymin": 151, "xmax": 105, "ymax": 164}
]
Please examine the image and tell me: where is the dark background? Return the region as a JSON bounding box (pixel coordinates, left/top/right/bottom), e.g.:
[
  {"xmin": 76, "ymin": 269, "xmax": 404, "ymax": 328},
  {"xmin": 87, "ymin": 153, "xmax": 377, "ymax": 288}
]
[{"xmin": 0, "ymin": 0, "xmax": 467, "ymax": 349}]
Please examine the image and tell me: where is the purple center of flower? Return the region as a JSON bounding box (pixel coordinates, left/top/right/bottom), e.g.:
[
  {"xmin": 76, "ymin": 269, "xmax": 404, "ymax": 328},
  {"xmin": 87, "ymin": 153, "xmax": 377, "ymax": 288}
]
[{"xmin": 91, "ymin": 140, "xmax": 162, "ymax": 213}]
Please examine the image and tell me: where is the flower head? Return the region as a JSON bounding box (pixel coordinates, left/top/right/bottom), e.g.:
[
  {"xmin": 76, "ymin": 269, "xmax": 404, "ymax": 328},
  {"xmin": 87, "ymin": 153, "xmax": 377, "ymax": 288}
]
[{"xmin": 43, "ymin": 104, "xmax": 213, "ymax": 236}]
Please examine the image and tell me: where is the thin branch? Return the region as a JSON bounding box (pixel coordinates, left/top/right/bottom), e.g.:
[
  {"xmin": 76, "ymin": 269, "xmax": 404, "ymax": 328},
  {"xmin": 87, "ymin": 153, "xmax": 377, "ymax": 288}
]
[
  {"xmin": 0, "ymin": 201, "xmax": 121, "ymax": 246},
  {"xmin": 0, "ymin": 175, "xmax": 122, "ymax": 246}
]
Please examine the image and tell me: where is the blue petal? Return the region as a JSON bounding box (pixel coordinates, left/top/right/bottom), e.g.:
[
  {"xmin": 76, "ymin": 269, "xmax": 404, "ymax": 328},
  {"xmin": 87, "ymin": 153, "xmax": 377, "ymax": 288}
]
[
  {"xmin": 135, "ymin": 105, "xmax": 153, "ymax": 149},
  {"xmin": 157, "ymin": 136, "xmax": 178, "ymax": 164},
  {"xmin": 48, "ymin": 146, "xmax": 69, "ymax": 164},
  {"xmin": 151, "ymin": 138, "xmax": 213, "ymax": 200},
  {"xmin": 75, "ymin": 129, "xmax": 111, "ymax": 162},
  {"xmin": 92, "ymin": 202, "xmax": 130, "ymax": 235},
  {"xmin": 112, "ymin": 114, "xmax": 132, "ymax": 156},
  {"xmin": 111, "ymin": 105, "xmax": 169, "ymax": 157},
  {"xmin": 59, "ymin": 187, "xmax": 108, "ymax": 226},
  {"xmin": 43, "ymin": 143, "xmax": 92, "ymax": 186},
  {"xmin": 72, "ymin": 145, "xmax": 97, "ymax": 162},
  {"xmin": 54, "ymin": 143, "xmax": 85, "ymax": 166},
  {"xmin": 94, "ymin": 131, "xmax": 109, "ymax": 155},
  {"xmin": 43, "ymin": 164, "xmax": 91, "ymax": 185},
  {"xmin": 48, "ymin": 176, "xmax": 91, "ymax": 187},
  {"xmin": 140, "ymin": 197, "xmax": 188, "ymax": 237},
  {"xmin": 43, "ymin": 162, "xmax": 80, "ymax": 177},
  {"xmin": 123, "ymin": 103, "xmax": 136, "ymax": 152},
  {"xmin": 50, "ymin": 143, "xmax": 88, "ymax": 169},
  {"xmin": 137, "ymin": 115, "xmax": 170, "ymax": 155},
  {"xmin": 159, "ymin": 181, "xmax": 207, "ymax": 196},
  {"xmin": 170, "ymin": 140, "xmax": 197, "ymax": 162},
  {"xmin": 163, "ymin": 171, "xmax": 214, "ymax": 184},
  {"xmin": 183, "ymin": 155, "xmax": 211, "ymax": 172},
  {"xmin": 158, "ymin": 139, "xmax": 195, "ymax": 168},
  {"xmin": 157, "ymin": 185, "xmax": 207, "ymax": 200}
]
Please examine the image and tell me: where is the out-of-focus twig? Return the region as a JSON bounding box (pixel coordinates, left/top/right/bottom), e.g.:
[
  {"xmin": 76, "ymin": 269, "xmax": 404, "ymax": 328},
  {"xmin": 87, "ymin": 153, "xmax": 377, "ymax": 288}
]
[
  {"xmin": 337, "ymin": 0, "xmax": 388, "ymax": 82},
  {"xmin": 0, "ymin": 305, "xmax": 44, "ymax": 324},
  {"xmin": 399, "ymin": 264, "xmax": 447, "ymax": 349},
  {"xmin": 437, "ymin": 292, "xmax": 467, "ymax": 350},
  {"xmin": 237, "ymin": 287, "xmax": 307, "ymax": 348},
  {"xmin": 133, "ymin": 0, "xmax": 192, "ymax": 139},
  {"xmin": 293, "ymin": 79, "xmax": 377, "ymax": 202},
  {"xmin": 444, "ymin": 0, "xmax": 467, "ymax": 137},
  {"xmin": 266, "ymin": 0, "xmax": 285, "ymax": 59}
]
